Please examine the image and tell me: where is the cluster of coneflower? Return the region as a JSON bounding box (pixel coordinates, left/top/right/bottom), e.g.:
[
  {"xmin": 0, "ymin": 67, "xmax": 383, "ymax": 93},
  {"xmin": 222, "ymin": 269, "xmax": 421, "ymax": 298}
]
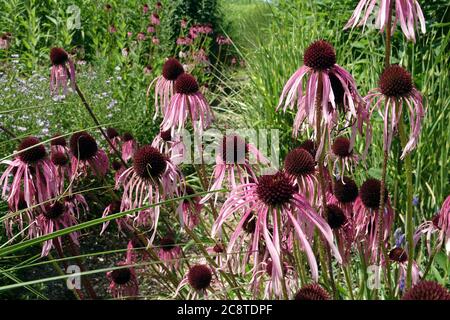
[
  {"xmin": 103, "ymin": 2, "xmax": 234, "ymax": 78},
  {"xmin": 0, "ymin": 0, "xmax": 449, "ymax": 300}
]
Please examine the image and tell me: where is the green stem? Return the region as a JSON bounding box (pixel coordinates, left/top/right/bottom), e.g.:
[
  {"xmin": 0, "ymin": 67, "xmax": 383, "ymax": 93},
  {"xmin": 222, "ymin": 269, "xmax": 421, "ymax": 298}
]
[
  {"xmin": 48, "ymin": 252, "xmax": 82, "ymax": 300},
  {"xmin": 398, "ymin": 119, "xmax": 414, "ymax": 289},
  {"xmin": 421, "ymin": 247, "xmax": 438, "ymax": 279},
  {"xmin": 384, "ymin": 0, "xmax": 394, "ymax": 68},
  {"xmin": 343, "ymin": 264, "xmax": 355, "ymax": 300},
  {"xmin": 316, "ymin": 233, "xmax": 331, "ymax": 286},
  {"xmin": 276, "ymin": 208, "xmax": 289, "ymax": 300},
  {"xmin": 0, "ymin": 124, "xmax": 16, "ymax": 138},
  {"xmin": 65, "ymin": 237, "xmax": 98, "ymax": 299},
  {"xmin": 293, "ymin": 239, "xmax": 307, "ymax": 286},
  {"xmin": 314, "ymin": 71, "xmax": 337, "ymax": 299},
  {"xmin": 377, "ymin": 135, "xmax": 393, "ymax": 298},
  {"xmin": 358, "ymin": 244, "xmax": 368, "ymax": 299},
  {"xmin": 325, "ymin": 244, "xmax": 338, "ymax": 299},
  {"xmin": 71, "ymin": 77, "xmax": 128, "ymax": 168},
  {"xmin": 378, "ymin": 0, "xmax": 395, "ymax": 299}
]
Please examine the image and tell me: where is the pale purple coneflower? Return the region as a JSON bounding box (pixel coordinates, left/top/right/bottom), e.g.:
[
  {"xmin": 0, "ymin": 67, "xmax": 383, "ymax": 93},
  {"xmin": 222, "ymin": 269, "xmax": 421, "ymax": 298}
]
[
  {"xmin": 365, "ymin": 65, "xmax": 424, "ymax": 159},
  {"xmin": 294, "ymin": 283, "xmax": 331, "ymax": 300},
  {"xmin": 50, "ymin": 134, "xmax": 68, "ymax": 154},
  {"xmin": 51, "ymin": 148, "xmax": 70, "ymax": 193},
  {"xmin": 142, "ymin": 4, "xmax": 149, "ymax": 14},
  {"xmin": 69, "ymin": 131, "xmax": 109, "ymax": 178},
  {"xmin": 176, "ymin": 36, "xmax": 193, "ymax": 46},
  {"xmin": 161, "ymin": 73, "xmax": 213, "ymax": 134},
  {"xmin": 414, "ymin": 195, "xmax": 450, "ymax": 256},
  {"xmin": 212, "ymin": 171, "xmax": 342, "ymax": 285},
  {"xmin": 330, "ymin": 136, "xmax": 359, "ymax": 178},
  {"xmin": 157, "ymin": 234, "xmax": 182, "ymax": 269},
  {"xmin": 144, "ymin": 65, "xmax": 153, "ymax": 75},
  {"xmin": 251, "ymin": 259, "xmax": 297, "ymax": 299},
  {"xmin": 402, "ymin": 280, "xmax": 450, "ymax": 300},
  {"xmin": 176, "ymin": 185, "xmax": 202, "ymax": 229},
  {"xmin": 325, "ymin": 203, "xmax": 354, "ymax": 265},
  {"xmin": 175, "ymin": 264, "xmax": 214, "ymax": 299},
  {"xmin": 51, "ymin": 151, "xmax": 70, "ymax": 194},
  {"xmin": 150, "ymin": 12, "xmax": 160, "ymax": 25},
  {"xmin": 126, "ymin": 237, "xmax": 149, "ymax": 263},
  {"xmin": 216, "ymin": 35, "xmax": 232, "ymax": 46},
  {"xmin": 180, "ymin": 18, "xmax": 188, "ymax": 29},
  {"xmin": 224, "ymin": 211, "xmax": 262, "ymax": 275},
  {"xmin": 4, "ymin": 192, "xmax": 34, "ymax": 239},
  {"xmin": 116, "ymin": 145, "xmax": 183, "ymax": 243},
  {"xmin": 100, "ymin": 200, "xmax": 133, "ymax": 235},
  {"xmin": 147, "ymin": 25, "xmax": 155, "ymax": 34},
  {"xmin": 50, "ymin": 135, "xmax": 71, "ymax": 192},
  {"xmin": 49, "ymin": 47, "xmax": 76, "ymax": 95},
  {"xmin": 151, "ymin": 129, "xmax": 185, "ymax": 165},
  {"xmin": 283, "ymin": 147, "xmax": 318, "ymax": 205},
  {"xmin": 64, "ymin": 193, "xmax": 88, "ymax": 219},
  {"xmin": 111, "ymin": 160, "xmax": 126, "ymax": 184},
  {"xmin": 1, "ymin": 137, "xmax": 56, "ymax": 209},
  {"xmin": 136, "ymin": 32, "xmax": 146, "ymax": 41},
  {"xmin": 106, "ymin": 127, "xmax": 121, "ymax": 152},
  {"xmin": 207, "ymin": 243, "xmax": 227, "ymax": 270},
  {"xmin": 189, "ymin": 26, "xmax": 199, "ymax": 39},
  {"xmin": 155, "ymin": 1, "xmax": 162, "ymax": 10},
  {"xmin": 201, "ymin": 135, "xmax": 269, "ymax": 205},
  {"xmin": 35, "ymin": 200, "xmax": 79, "ymax": 257},
  {"xmin": 197, "ymin": 24, "xmax": 213, "ymax": 35},
  {"xmin": 188, "ymin": 24, "xmax": 212, "ymax": 39},
  {"xmin": 107, "ymin": 260, "xmax": 139, "ymax": 299},
  {"xmin": 328, "ymin": 176, "xmax": 359, "ymax": 219},
  {"xmin": 108, "ymin": 25, "xmax": 117, "ymax": 34},
  {"xmin": 388, "ymin": 246, "xmax": 420, "ymax": 291},
  {"xmin": 353, "ymin": 178, "xmax": 394, "ymax": 263},
  {"xmin": 152, "ymin": 36, "xmax": 160, "ymax": 45},
  {"xmin": 121, "ymin": 132, "xmax": 138, "ymax": 163},
  {"xmin": 151, "ymin": 58, "xmax": 185, "ymax": 119},
  {"xmin": 344, "ymin": 0, "xmax": 426, "ymax": 42},
  {"xmin": 277, "ymin": 40, "xmax": 365, "ymax": 159},
  {"xmin": 0, "ymin": 32, "xmax": 12, "ymax": 50},
  {"xmin": 193, "ymin": 49, "xmax": 210, "ymax": 66}
]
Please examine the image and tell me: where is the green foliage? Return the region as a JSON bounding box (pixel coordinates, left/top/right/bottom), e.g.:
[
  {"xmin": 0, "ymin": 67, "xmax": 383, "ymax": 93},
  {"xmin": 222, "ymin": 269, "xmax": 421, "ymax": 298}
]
[{"xmin": 0, "ymin": 0, "xmax": 226, "ymax": 70}]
